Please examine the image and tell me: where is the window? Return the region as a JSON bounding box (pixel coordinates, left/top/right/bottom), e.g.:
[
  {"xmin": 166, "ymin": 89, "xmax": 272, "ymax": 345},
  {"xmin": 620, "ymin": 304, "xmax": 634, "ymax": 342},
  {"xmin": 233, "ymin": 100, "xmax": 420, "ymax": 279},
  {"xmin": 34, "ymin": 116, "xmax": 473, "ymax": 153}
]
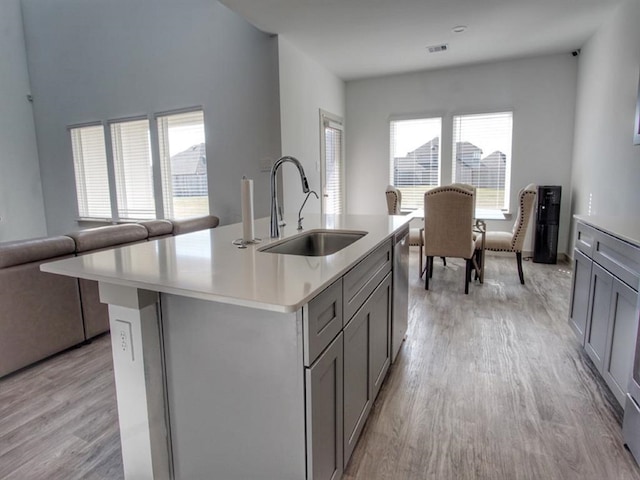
[
  {"xmin": 320, "ymin": 110, "xmax": 344, "ymax": 215},
  {"xmin": 70, "ymin": 108, "xmax": 209, "ymax": 222},
  {"xmin": 70, "ymin": 124, "xmax": 112, "ymax": 218},
  {"xmin": 452, "ymin": 112, "xmax": 513, "ymax": 212},
  {"xmin": 111, "ymin": 118, "xmax": 155, "ymax": 219},
  {"xmin": 389, "ymin": 117, "xmax": 441, "ymax": 210},
  {"xmin": 157, "ymin": 110, "xmax": 208, "ymax": 218}
]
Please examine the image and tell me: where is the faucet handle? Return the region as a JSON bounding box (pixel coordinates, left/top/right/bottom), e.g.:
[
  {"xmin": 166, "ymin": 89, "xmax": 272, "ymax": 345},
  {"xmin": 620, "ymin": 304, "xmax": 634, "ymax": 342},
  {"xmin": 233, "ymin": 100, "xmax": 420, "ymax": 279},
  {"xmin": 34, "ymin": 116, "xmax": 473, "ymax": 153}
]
[{"xmin": 297, "ymin": 190, "xmax": 319, "ymax": 231}]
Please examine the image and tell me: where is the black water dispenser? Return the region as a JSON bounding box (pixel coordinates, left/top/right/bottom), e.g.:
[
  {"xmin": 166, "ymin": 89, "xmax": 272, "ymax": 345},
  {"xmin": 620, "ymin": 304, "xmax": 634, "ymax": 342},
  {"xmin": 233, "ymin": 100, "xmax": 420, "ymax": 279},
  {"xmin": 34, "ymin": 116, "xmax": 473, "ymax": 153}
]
[{"xmin": 533, "ymin": 185, "xmax": 561, "ymax": 264}]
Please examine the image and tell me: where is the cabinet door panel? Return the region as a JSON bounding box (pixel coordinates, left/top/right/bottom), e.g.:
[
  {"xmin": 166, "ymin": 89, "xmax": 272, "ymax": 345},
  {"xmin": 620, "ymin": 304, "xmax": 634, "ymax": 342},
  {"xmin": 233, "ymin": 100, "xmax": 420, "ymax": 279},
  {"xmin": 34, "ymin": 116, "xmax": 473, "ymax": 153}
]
[
  {"xmin": 569, "ymin": 249, "xmax": 592, "ymax": 343},
  {"xmin": 585, "ymin": 263, "xmax": 613, "ymax": 372},
  {"xmin": 604, "ymin": 278, "xmax": 639, "ymax": 407},
  {"xmin": 306, "ymin": 333, "xmax": 344, "ymax": 480},
  {"xmin": 343, "ymin": 272, "xmax": 392, "ymax": 467},
  {"xmin": 370, "ymin": 274, "xmax": 392, "ymax": 400},
  {"xmin": 343, "ymin": 305, "xmax": 371, "ymax": 465}
]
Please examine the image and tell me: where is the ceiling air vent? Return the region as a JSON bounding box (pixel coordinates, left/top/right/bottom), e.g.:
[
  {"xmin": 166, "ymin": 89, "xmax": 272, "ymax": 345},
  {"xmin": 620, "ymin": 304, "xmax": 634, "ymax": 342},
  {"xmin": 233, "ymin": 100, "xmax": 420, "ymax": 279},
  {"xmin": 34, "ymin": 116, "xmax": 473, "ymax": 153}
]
[{"xmin": 427, "ymin": 44, "xmax": 448, "ymax": 53}]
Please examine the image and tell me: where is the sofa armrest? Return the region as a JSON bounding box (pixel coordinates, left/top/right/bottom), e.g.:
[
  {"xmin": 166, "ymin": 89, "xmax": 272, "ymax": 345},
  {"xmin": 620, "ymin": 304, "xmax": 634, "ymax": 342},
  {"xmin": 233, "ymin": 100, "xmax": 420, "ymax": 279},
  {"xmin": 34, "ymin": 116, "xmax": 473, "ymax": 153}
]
[
  {"xmin": 171, "ymin": 215, "xmax": 220, "ymax": 235},
  {"xmin": 0, "ymin": 236, "xmax": 76, "ymax": 268}
]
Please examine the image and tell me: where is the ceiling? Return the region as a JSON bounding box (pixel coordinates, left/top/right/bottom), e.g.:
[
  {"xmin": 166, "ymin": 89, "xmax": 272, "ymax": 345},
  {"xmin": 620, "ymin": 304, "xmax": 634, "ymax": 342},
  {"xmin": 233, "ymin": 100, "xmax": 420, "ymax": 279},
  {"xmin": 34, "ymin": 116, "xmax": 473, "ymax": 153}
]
[{"xmin": 219, "ymin": 0, "xmax": 621, "ymax": 80}]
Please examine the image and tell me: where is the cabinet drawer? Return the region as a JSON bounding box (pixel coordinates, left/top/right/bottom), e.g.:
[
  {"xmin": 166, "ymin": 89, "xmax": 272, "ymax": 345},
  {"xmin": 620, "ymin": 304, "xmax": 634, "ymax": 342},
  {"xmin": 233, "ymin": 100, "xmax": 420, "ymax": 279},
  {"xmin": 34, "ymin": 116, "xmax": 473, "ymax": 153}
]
[
  {"xmin": 303, "ymin": 278, "xmax": 343, "ymax": 367},
  {"xmin": 343, "ymin": 240, "xmax": 392, "ymax": 322},
  {"xmin": 593, "ymin": 230, "xmax": 640, "ymax": 291},
  {"xmin": 576, "ymin": 221, "xmax": 597, "ymax": 258}
]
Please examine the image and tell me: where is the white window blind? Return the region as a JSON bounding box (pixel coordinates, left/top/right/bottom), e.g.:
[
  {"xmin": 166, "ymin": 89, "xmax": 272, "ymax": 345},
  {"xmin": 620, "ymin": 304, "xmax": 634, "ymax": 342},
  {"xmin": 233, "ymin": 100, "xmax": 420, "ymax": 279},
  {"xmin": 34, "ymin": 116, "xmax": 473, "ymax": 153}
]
[
  {"xmin": 70, "ymin": 124, "xmax": 112, "ymax": 218},
  {"xmin": 389, "ymin": 117, "xmax": 441, "ymax": 210},
  {"xmin": 452, "ymin": 112, "xmax": 512, "ymax": 212},
  {"xmin": 110, "ymin": 119, "xmax": 156, "ymax": 219},
  {"xmin": 157, "ymin": 110, "xmax": 208, "ymax": 219},
  {"xmin": 321, "ymin": 113, "xmax": 344, "ymax": 215}
]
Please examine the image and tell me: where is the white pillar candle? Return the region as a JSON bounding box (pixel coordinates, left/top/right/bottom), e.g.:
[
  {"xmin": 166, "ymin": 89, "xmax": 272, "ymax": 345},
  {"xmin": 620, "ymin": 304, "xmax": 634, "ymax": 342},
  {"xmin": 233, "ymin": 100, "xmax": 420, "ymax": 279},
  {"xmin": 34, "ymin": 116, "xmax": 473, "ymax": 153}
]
[{"xmin": 241, "ymin": 177, "xmax": 255, "ymax": 242}]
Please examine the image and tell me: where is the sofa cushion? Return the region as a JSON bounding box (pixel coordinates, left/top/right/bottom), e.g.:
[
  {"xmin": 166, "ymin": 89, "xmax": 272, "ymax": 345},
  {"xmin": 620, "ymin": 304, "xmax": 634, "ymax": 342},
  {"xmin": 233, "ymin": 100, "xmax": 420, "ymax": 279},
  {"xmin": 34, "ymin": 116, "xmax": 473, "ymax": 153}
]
[
  {"xmin": 68, "ymin": 224, "xmax": 149, "ymax": 253},
  {"xmin": 0, "ymin": 236, "xmax": 76, "ymax": 269},
  {"xmin": 139, "ymin": 219, "xmax": 174, "ymax": 238},
  {"xmin": 171, "ymin": 215, "xmax": 220, "ymax": 235}
]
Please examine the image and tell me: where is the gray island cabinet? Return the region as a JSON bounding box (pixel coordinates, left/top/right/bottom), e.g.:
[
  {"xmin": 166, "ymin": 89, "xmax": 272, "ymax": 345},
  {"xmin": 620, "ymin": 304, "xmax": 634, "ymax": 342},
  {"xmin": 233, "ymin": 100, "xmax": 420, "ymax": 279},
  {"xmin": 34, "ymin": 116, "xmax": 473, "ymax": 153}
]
[
  {"xmin": 569, "ymin": 216, "xmax": 640, "ymax": 408},
  {"xmin": 41, "ymin": 214, "xmax": 410, "ymax": 480}
]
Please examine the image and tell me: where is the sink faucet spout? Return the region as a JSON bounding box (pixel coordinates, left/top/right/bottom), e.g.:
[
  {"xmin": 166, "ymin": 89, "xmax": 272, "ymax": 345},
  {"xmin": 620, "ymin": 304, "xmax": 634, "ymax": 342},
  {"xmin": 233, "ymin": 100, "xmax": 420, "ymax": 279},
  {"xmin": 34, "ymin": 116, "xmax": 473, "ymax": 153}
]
[{"xmin": 270, "ymin": 156, "xmax": 311, "ymax": 238}]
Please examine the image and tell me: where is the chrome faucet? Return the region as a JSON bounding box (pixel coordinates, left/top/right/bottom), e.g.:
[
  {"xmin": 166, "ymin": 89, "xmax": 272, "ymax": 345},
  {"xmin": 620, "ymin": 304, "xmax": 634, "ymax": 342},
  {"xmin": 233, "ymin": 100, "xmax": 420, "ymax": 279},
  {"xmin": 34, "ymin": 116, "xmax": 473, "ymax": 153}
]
[{"xmin": 270, "ymin": 156, "xmax": 310, "ymax": 238}]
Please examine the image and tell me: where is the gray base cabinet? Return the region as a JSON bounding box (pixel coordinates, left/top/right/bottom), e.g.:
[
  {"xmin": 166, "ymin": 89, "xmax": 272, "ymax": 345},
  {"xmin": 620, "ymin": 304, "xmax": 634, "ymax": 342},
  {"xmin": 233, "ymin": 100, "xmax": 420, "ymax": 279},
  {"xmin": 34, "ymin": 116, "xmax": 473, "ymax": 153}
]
[
  {"xmin": 306, "ymin": 239, "xmax": 394, "ymax": 477},
  {"xmin": 569, "ymin": 219, "xmax": 640, "ymax": 409},
  {"xmin": 343, "ymin": 273, "xmax": 392, "ymax": 464}
]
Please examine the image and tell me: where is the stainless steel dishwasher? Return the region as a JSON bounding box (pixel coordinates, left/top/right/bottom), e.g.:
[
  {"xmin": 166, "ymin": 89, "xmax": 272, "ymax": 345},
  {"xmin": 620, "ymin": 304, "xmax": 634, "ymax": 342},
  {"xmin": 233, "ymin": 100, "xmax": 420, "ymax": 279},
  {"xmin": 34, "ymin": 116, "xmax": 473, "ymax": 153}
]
[{"xmin": 392, "ymin": 224, "xmax": 409, "ymax": 363}]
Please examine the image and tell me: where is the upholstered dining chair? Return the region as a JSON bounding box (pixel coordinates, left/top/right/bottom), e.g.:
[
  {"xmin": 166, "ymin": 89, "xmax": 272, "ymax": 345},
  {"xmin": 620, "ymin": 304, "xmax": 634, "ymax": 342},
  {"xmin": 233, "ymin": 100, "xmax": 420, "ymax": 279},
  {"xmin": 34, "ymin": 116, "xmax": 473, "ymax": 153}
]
[
  {"xmin": 423, "ymin": 185, "xmax": 479, "ymax": 294},
  {"xmin": 385, "ymin": 185, "xmax": 425, "ymax": 276},
  {"xmin": 476, "ymin": 183, "xmax": 537, "ymax": 284}
]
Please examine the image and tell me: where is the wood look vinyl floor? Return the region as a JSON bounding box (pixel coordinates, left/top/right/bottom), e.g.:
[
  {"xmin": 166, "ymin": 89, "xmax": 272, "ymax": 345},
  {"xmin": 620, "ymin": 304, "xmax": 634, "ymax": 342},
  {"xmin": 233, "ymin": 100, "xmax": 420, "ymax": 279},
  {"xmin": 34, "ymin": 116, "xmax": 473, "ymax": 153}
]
[{"xmin": 1, "ymin": 253, "xmax": 639, "ymax": 480}]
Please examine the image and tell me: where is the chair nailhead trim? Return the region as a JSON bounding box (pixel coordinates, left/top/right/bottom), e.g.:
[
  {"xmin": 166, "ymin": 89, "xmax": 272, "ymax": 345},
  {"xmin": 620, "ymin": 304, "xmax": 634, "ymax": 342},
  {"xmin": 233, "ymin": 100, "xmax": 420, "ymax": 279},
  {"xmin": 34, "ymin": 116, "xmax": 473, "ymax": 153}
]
[
  {"xmin": 425, "ymin": 187, "xmax": 473, "ymax": 197},
  {"xmin": 511, "ymin": 190, "xmax": 535, "ymax": 249}
]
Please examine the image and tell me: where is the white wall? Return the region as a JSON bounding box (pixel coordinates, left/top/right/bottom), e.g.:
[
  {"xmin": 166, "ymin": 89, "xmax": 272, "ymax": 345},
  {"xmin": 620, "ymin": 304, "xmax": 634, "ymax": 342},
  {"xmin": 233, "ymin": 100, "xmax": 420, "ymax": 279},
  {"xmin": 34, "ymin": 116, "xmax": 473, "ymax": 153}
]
[
  {"xmin": 570, "ymin": 0, "xmax": 640, "ymax": 241},
  {"xmin": 0, "ymin": 0, "xmax": 46, "ymax": 241},
  {"xmin": 346, "ymin": 54, "xmax": 578, "ymax": 254},
  {"xmin": 21, "ymin": 0, "xmax": 281, "ymax": 235},
  {"xmin": 278, "ymin": 37, "xmax": 345, "ymax": 216}
]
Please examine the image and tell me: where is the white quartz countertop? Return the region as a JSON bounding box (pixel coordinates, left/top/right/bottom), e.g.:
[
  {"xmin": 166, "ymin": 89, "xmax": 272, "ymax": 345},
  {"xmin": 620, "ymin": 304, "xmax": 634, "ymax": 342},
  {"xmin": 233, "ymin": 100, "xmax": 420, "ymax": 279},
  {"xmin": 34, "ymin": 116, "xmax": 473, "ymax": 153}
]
[
  {"xmin": 41, "ymin": 214, "xmax": 411, "ymax": 313},
  {"xmin": 574, "ymin": 215, "xmax": 640, "ymax": 248}
]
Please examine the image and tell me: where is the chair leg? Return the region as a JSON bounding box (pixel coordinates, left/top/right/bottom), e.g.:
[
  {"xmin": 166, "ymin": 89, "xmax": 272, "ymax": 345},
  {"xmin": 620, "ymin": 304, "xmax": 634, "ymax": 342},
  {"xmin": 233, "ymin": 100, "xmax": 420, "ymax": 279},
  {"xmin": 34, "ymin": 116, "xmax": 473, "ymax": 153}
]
[
  {"xmin": 516, "ymin": 251, "xmax": 525, "ymax": 284},
  {"xmin": 441, "ymin": 257, "xmax": 447, "ymax": 266},
  {"xmin": 425, "ymin": 256, "xmax": 431, "ymax": 290},
  {"xmin": 473, "ymin": 249, "xmax": 483, "ymax": 282},
  {"xmin": 419, "ymin": 242, "xmax": 424, "ymax": 278},
  {"xmin": 465, "ymin": 258, "xmax": 471, "ymax": 294}
]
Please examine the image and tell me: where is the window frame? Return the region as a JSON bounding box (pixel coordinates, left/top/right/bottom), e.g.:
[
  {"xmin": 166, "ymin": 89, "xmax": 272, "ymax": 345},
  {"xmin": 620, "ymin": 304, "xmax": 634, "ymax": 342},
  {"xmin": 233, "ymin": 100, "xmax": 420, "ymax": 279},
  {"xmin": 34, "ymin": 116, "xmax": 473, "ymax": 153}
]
[
  {"xmin": 108, "ymin": 115, "xmax": 156, "ymax": 220},
  {"xmin": 319, "ymin": 109, "xmax": 345, "ymax": 216},
  {"xmin": 451, "ymin": 110, "xmax": 513, "ymax": 214},
  {"xmin": 155, "ymin": 107, "xmax": 209, "ymax": 220},
  {"xmin": 69, "ymin": 106, "xmax": 208, "ymax": 223},
  {"xmin": 388, "ymin": 114, "xmax": 443, "ymax": 211},
  {"xmin": 68, "ymin": 121, "xmax": 115, "ymax": 220}
]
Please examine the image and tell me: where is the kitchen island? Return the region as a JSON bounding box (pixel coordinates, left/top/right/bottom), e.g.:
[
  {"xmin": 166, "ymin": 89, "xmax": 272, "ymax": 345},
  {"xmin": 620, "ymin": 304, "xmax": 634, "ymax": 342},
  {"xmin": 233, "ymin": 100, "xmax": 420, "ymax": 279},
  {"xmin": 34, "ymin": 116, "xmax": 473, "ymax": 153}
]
[{"xmin": 41, "ymin": 214, "xmax": 411, "ymax": 480}]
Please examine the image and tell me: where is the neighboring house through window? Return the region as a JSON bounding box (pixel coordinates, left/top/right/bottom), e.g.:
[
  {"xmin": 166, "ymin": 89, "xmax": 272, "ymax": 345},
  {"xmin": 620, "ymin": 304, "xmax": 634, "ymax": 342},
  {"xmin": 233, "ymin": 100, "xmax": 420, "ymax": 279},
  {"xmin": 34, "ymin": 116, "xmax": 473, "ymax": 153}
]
[
  {"xmin": 70, "ymin": 108, "xmax": 209, "ymax": 221},
  {"xmin": 389, "ymin": 112, "xmax": 513, "ymax": 214},
  {"xmin": 452, "ymin": 111, "xmax": 512, "ymax": 213},
  {"xmin": 389, "ymin": 117, "xmax": 442, "ymax": 210},
  {"xmin": 157, "ymin": 109, "xmax": 208, "ymax": 219}
]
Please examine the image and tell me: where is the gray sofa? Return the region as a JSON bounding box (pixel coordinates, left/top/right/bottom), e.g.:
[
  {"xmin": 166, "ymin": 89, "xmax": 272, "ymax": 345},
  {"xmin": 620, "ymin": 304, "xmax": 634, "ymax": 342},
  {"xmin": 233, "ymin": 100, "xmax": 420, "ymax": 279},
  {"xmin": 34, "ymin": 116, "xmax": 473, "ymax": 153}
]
[{"xmin": 0, "ymin": 215, "xmax": 219, "ymax": 378}]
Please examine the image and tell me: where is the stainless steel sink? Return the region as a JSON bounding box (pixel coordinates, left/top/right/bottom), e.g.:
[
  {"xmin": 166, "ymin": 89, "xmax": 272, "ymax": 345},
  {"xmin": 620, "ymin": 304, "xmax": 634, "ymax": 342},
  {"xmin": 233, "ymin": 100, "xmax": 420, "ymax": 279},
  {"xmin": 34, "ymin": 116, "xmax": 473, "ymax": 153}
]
[{"xmin": 259, "ymin": 229, "xmax": 367, "ymax": 256}]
